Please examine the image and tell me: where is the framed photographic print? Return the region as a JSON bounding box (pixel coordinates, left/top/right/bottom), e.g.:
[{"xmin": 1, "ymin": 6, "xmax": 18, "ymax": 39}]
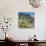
[{"xmin": 18, "ymin": 12, "xmax": 35, "ymax": 28}]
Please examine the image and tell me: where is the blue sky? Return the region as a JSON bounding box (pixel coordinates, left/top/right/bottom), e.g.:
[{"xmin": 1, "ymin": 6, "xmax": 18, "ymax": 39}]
[{"xmin": 18, "ymin": 12, "xmax": 35, "ymax": 16}]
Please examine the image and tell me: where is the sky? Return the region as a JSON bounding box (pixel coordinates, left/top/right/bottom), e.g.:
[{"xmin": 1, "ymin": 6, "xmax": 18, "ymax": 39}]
[{"xmin": 18, "ymin": 12, "xmax": 35, "ymax": 17}]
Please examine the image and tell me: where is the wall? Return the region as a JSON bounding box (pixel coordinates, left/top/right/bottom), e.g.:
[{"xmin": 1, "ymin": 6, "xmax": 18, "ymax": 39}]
[{"xmin": 0, "ymin": 0, "xmax": 46, "ymax": 40}]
